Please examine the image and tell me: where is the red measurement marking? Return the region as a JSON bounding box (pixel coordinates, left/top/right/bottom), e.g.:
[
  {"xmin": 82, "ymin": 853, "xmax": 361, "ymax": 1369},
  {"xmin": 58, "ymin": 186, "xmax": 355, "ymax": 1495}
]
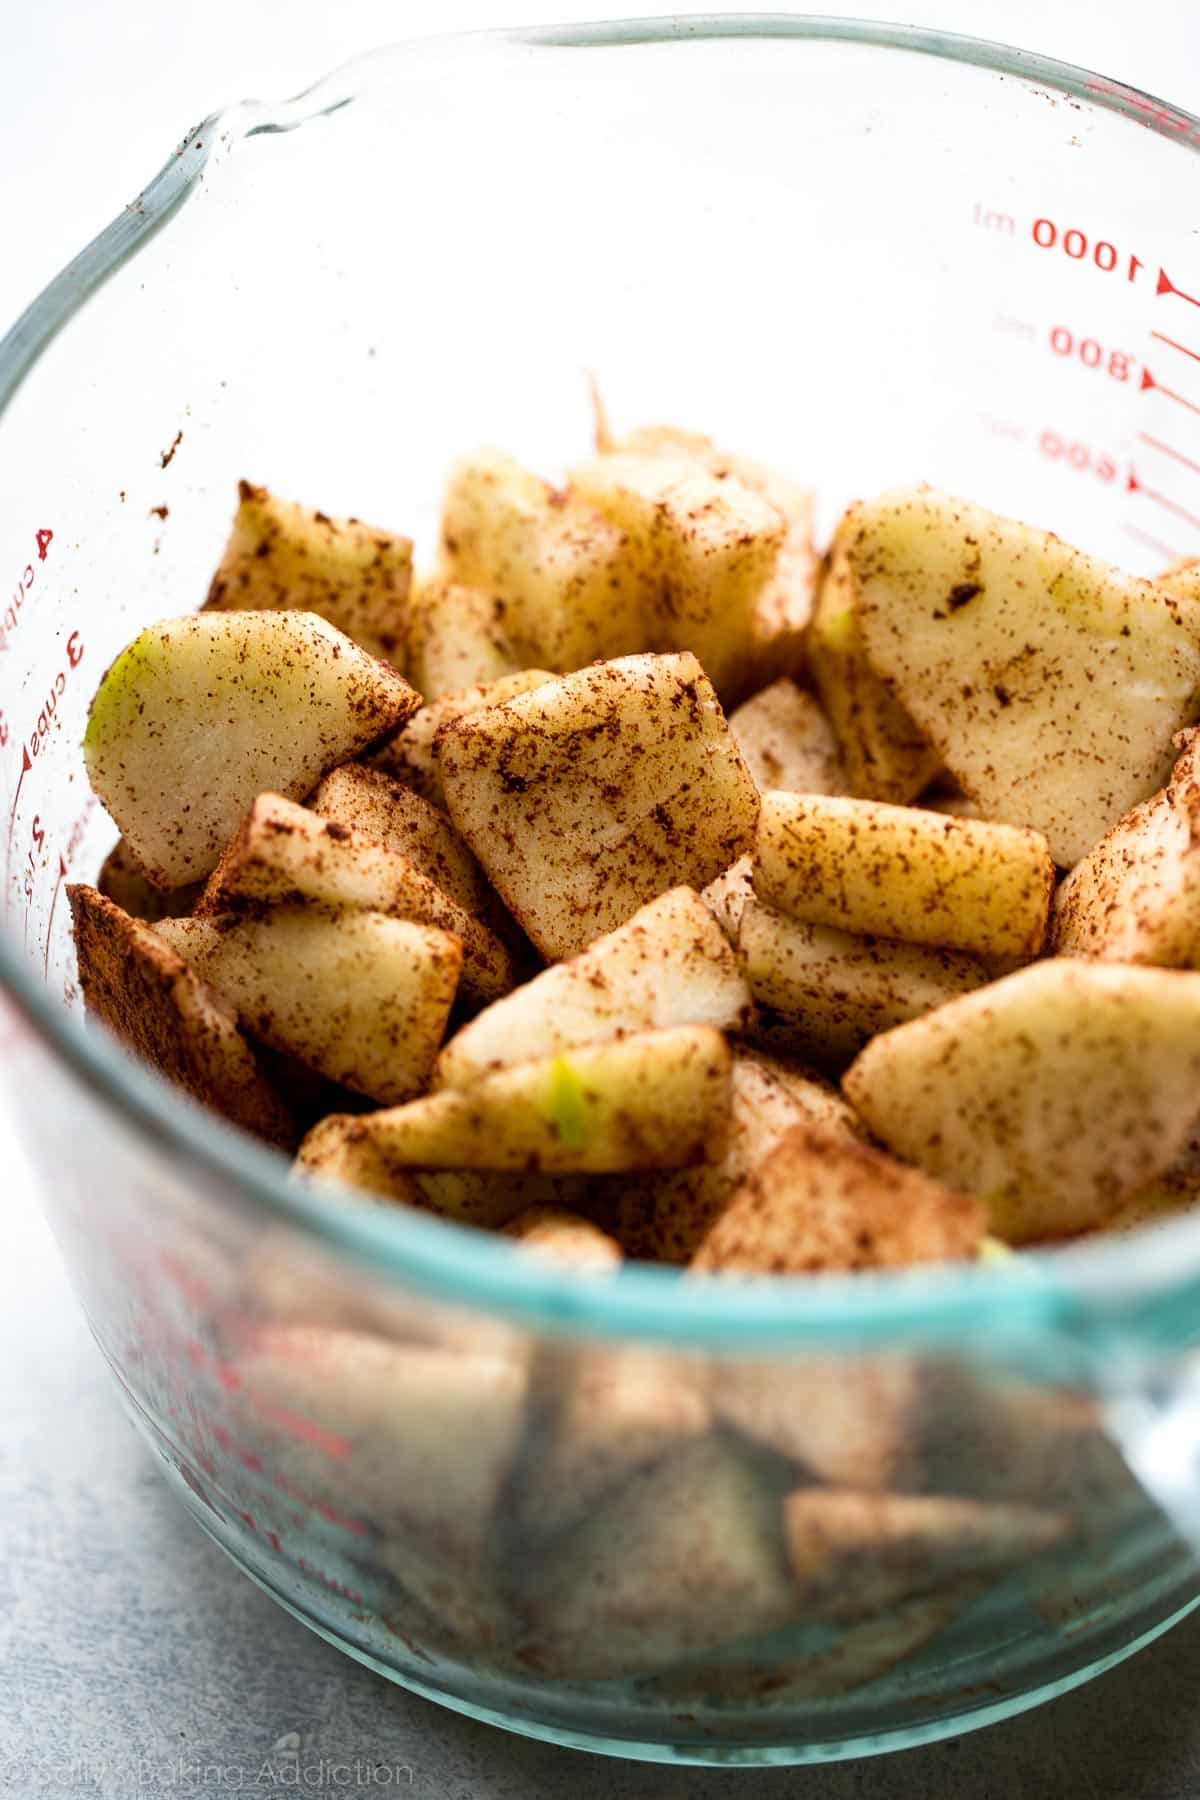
[
  {"xmin": 244, "ymin": 1392, "xmax": 352, "ymax": 1463},
  {"xmin": 1049, "ymin": 327, "xmax": 1133, "ymax": 380},
  {"xmin": 1138, "ymin": 432, "xmax": 1200, "ymax": 478},
  {"xmin": 1151, "ymin": 330, "xmax": 1200, "ymax": 366},
  {"xmin": 1127, "ymin": 469, "xmax": 1200, "ymax": 532},
  {"xmin": 1123, "ymin": 522, "xmax": 1186, "ymax": 563},
  {"xmin": 5, "ymin": 744, "xmax": 32, "ymax": 893},
  {"xmin": 1031, "ymin": 217, "xmax": 1142, "ymax": 283},
  {"xmin": 158, "ymin": 1250, "xmax": 212, "ymax": 1307},
  {"xmin": 1158, "ymin": 269, "xmax": 1200, "ymax": 310},
  {"xmin": 1141, "ymin": 367, "xmax": 1200, "ymax": 414},
  {"xmin": 42, "ymin": 853, "xmax": 67, "ymax": 978},
  {"xmin": 1038, "ymin": 429, "xmax": 1118, "ymax": 482}
]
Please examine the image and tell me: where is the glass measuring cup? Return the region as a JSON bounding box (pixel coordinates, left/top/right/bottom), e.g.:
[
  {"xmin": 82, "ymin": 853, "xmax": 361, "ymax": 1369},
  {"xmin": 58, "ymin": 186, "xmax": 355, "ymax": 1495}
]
[{"xmin": 3, "ymin": 17, "xmax": 1200, "ymax": 1765}]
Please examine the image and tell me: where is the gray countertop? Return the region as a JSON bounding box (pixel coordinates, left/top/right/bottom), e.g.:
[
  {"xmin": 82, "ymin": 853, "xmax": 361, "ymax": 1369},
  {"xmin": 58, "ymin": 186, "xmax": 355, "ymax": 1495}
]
[{"xmin": 5, "ymin": 1141, "xmax": 1200, "ymax": 1800}]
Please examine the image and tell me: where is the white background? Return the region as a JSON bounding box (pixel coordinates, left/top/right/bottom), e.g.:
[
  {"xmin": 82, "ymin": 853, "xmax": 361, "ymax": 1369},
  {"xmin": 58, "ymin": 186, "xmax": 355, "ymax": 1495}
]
[{"xmin": 2, "ymin": 5, "xmax": 1200, "ymax": 1795}]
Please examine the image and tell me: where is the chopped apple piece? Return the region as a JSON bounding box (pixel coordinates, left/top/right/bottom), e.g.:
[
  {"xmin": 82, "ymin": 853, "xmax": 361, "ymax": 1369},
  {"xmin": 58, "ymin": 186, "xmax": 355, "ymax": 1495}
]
[
  {"xmin": 1052, "ymin": 732, "xmax": 1200, "ymax": 966},
  {"xmin": 729, "ymin": 679, "xmax": 846, "ymax": 796},
  {"xmin": 84, "ymin": 612, "xmax": 419, "ymax": 887},
  {"xmin": 754, "ymin": 791, "xmax": 1054, "ymax": 960},
  {"xmin": 296, "ymin": 1026, "xmax": 731, "ymax": 1175},
  {"xmin": 783, "ymin": 1490, "xmax": 1070, "ymax": 1618},
  {"xmin": 68, "ymin": 884, "xmax": 296, "ymax": 1147},
  {"xmin": 700, "ymin": 853, "xmax": 755, "ymax": 945},
  {"xmin": 233, "ymin": 1329, "xmax": 525, "ymax": 1564},
  {"xmin": 155, "ymin": 907, "xmax": 460, "ymax": 1104},
  {"xmin": 616, "ymin": 1046, "xmax": 859, "ymax": 1264},
  {"xmin": 608, "ymin": 423, "xmax": 817, "ymax": 693},
  {"xmin": 808, "ymin": 526, "xmax": 940, "ymax": 803},
  {"xmin": 97, "ymin": 837, "xmax": 201, "ymax": 922},
  {"xmin": 203, "ymin": 481, "xmax": 412, "ymax": 662},
  {"xmin": 440, "ymin": 448, "xmax": 648, "ymax": 670},
  {"xmin": 691, "ymin": 1122, "xmax": 985, "ymax": 1273},
  {"xmin": 514, "ymin": 1435, "xmax": 799, "ymax": 1679},
  {"xmin": 438, "ymin": 653, "xmax": 759, "ymax": 960},
  {"xmin": 198, "ymin": 792, "xmax": 515, "ymax": 1001},
  {"xmin": 844, "ymin": 959, "xmax": 1200, "ymax": 1241},
  {"xmin": 434, "ymin": 886, "xmax": 749, "ymax": 1090},
  {"xmin": 739, "ymin": 895, "xmax": 993, "ymax": 1068},
  {"xmin": 515, "ymin": 1345, "xmax": 710, "ymax": 1540},
  {"xmin": 405, "ymin": 572, "xmax": 521, "ymax": 700},
  {"xmin": 849, "ymin": 487, "xmax": 1200, "ymax": 865},
  {"xmin": 309, "ymin": 763, "xmax": 494, "ymax": 919},
  {"xmin": 570, "ymin": 449, "xmax": 787, "ymax": 696},
  {"xmin": 372, "ymin": 668, "xmax": 555, "ymax": 807},
  {"xmin": 715, "ymin": 1357, "xmax": 919, "ymax": 1490}
]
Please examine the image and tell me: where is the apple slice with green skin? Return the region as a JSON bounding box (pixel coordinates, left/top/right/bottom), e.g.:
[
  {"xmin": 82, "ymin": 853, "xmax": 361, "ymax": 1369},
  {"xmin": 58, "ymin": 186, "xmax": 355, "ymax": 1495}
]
[
  {"xmin": 155, "ymin": 906, "xmax": 460, "ymax": 1105},
  {"xmin": 83, "ymin": 611, "xmax": 419, "ymax": 889},
  {"xmin": 297, "ymin": 1024, "xmax": 732, "ymax": 1176},
  {"xmin": 848, "ymin": 487, "xmax": 1200, "ymax": 866}
]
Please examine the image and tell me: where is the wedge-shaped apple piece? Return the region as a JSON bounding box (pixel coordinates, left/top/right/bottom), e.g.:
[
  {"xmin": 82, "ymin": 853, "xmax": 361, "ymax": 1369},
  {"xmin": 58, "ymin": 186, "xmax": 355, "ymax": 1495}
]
[
  {"xmin": 84, "ymin": 612, "xmax": 419, "ymax": 888},
  {"xmin": 198, "ymin": 792, "xmax": 514, "ymax": 1001},
  {"xmin": 68, "ymin": 884, "xmax": 296, "ymax": 1147},
  {"xmin": 203, "ymin": 481, "xmax": 413, "ymax": 662},
  {"xmin": 607, "ymin": 424, "xmax": 817, "ymax": 694},
  {"xmin": 372, "ymin": 668, "xmax": 555, "ymax": 807},
  {"xmin": 440, "ymin": 448, "xmax": 648, "ymax": 670},
  {"xmin": 296, "ymin": 1126, "xmax": 594, "ymax": 1229},
  {"xmin": 434, "ymin": 886, "xmax": 749, "ymax": 1089},
  {"xmin": 97, "ymin": 838, "xmax": 202, "ymax": 923},
  {"xmin": 514, "ymin": 1435, "xmax": 798, "ymax": 1680},
  {"xmin": 234, "ymin": 1329, "xmax": 525, "ymax": 1552},
  {"xmin": 849, "ymin": 488, "xmax": 1200, "ymax": 866},
  {"xmin": 570, "ymin": 450, "xmax": 786, "ymax": 696},
  {"xmin": 515, "ymin": 1345, "xmax": 710, "ymax": 1541},
  {"xmin": 715, "ymin": 1356, "xmax": 919, "ymax": 1491},
  {"xmin": 297, "ymin": 1026, "xmax": 731, "ymax": 1175},
  {"xmin": 808, "ymin": 527, "xmax": 940, "ymax": 803},
  {"xmin": 783, "ymin": 1490, "xmax": 1070, "ymax": 1620},
  {"xmin": 844, "ymin": 960, "xmax": 1200, "ymax": 1242},
  {"xmin": 501, "ymin": 1206, "xmax": 623, "ymax": 1271},
  {"xmin": 1052, "ymin": 732, "xmax": 1200, "ymax": 965},
  {"xmin": 692, "ymin": 1122, "xmax": 985, "ymax": 1273},
  {"xmin": 739, "ymin": 895, "xmax": 993, "ymax": 1068},
  {"xmin": 156, "ymin": 907, "xmax": 460, "ymax": 1104},
  {"xmin": 615, "ymin": 1046, "xmax": 859, "ymax": 1264},
  {"xmin": 438, "ymin": 653, "xmax": 759, "ymax": 960},
  {"xmin": 729, "ymin": 679, "xmax": 845, "ymax": 796},
  {"xmin": 405, "ymin": 572, "xmax": 521, "ymax": 700},
  {"xmin": 309, "ymin": 763, "xmax": 494, "ymax": 919},
  {"xmin": 701, "ymin": 853, "xmax": 754, "ymax": 943},
  {"xmin": 755, "ymin": 791, "xmax": 1054, "ymax": 960}
]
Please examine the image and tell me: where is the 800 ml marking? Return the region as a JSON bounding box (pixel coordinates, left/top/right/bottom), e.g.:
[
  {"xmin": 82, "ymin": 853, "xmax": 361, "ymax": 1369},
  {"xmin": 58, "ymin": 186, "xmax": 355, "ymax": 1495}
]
[{"xmin": 1049, "ymin": 327, "xmax": 1135, "ymax": 381}]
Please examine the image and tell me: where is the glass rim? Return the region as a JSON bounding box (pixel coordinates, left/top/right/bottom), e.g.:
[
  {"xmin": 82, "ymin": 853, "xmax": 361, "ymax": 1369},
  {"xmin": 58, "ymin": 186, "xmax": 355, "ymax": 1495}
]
[{"xmin": 4, "ymin": 13, "xmax": 1200, "ymax": 1349}]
